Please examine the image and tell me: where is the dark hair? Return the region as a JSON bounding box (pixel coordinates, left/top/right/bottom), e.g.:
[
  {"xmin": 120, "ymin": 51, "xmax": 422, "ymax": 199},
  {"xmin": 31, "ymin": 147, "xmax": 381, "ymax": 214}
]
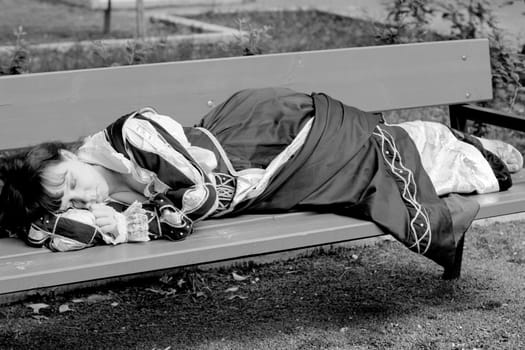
[{"xmin": 0, "ymin": 142, "xmax": 71, "ymax": 238}]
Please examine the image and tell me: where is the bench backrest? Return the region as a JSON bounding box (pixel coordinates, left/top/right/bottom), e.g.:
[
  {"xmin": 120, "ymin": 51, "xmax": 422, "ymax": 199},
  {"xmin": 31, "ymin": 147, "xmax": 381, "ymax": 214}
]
[{"xmin": 0, "ymin": 39, "xmax": 491, "ymax": 150}]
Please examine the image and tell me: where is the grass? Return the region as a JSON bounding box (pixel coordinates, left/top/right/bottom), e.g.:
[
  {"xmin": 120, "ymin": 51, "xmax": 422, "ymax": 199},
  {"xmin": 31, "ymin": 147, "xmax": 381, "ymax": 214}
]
[
  {"xmin": 1, "ymin": 220, "xmax": 524, "ymax": 349},
  {"xmin": 0, "ymin": 4, "xmax": 391, "ymax": 73},
  {"xmin": 188, "ymin": 10, "xmax": 386, "ymax": 54},
  {"xmin": 0, "ymin": 0, "xmax": 193, "ymax": 46}
]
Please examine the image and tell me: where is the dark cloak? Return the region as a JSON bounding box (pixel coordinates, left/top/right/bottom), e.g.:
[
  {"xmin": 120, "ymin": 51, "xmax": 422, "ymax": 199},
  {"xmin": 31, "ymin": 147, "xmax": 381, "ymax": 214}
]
[{"xmin": 193, "ymin": 87, "xmax": 480, "ymax": 269}]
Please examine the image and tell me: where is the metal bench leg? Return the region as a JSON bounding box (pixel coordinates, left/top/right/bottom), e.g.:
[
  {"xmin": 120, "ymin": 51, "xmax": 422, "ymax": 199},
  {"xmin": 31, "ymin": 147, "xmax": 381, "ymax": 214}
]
[
  {"xmin": 449, "ymin": 104, "xmax": 468, "ymax": 132},
  {"xmin": 442, "ymin": 235, "xmax": 465, "ymax": 280}
]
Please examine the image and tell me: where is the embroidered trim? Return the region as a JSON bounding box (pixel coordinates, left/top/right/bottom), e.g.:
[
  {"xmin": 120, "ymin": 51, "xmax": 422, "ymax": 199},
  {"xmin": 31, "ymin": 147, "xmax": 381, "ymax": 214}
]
[
  {"xmin": 214, "ymin": 173, "xmax": 236, "ymax": 214},
  {"xmin": 372, "ymin": 125, "xmax": 432, "ymax": 255}
]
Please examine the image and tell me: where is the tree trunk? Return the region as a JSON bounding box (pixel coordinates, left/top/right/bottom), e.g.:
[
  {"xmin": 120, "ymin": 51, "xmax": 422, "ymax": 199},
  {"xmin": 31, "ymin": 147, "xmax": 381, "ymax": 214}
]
[
  {"xmin": 136, "ymin": 0, "xmax": 145, "ymax": 39},
  {"xmin": 103, "ymin": 0, "xmax": 112, "ymax": 34}
]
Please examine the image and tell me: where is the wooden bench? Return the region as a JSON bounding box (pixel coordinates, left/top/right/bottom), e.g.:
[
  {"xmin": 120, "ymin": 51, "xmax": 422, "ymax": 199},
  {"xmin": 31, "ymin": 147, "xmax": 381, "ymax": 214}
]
[{"xmin": 1, "ymin": 38, "xmax": 524, "ymax": 300}]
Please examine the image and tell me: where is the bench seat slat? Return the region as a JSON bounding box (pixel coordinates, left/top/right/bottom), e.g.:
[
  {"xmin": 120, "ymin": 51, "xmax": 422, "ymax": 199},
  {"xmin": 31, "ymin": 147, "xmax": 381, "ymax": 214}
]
[
  {"xmin": 1, "ymin": 170, "xmax": 524, "ymax": 295},
  {"xmin": 0, "ymin": 213, "xmax": 385, "ymax": 294},
  {"xmin": 470, "ymin": 181, "xmax": 525, "ymax": 219}
]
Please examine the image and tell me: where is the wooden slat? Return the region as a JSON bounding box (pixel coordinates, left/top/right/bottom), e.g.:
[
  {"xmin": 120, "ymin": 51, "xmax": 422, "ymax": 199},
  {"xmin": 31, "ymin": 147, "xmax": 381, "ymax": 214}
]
[
  {"xmin": 0, "ymin": 39, "xmax": 492, "ymax": 149},
  {"xmin": 0, "ymin": 213, "xmax": 385, "ymax": 294},
  {"xmin": 1, "ymin": 172, "xmax": 524, "ymax": 295},
  {"xmin": 475, "ymin": 170, "xmax": 525, "ymax": 218}
]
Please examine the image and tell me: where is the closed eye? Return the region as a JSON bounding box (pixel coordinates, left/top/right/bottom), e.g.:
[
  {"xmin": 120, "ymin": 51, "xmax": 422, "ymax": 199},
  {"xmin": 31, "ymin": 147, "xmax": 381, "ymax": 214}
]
[
  {"xmin": 68, "ymin": 173, "xmax": 77, "ymax": 190},
  {"xmin": 71, "ymin": 199, "xmax": 87, "ymax": 209}
]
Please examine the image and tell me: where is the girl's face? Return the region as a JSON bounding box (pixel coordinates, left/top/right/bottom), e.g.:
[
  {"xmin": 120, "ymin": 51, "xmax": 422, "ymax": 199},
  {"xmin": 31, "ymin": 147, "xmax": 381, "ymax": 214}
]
[{"xmin": 43, "ymin": 157, "xmax": 110, "ymax": 211}]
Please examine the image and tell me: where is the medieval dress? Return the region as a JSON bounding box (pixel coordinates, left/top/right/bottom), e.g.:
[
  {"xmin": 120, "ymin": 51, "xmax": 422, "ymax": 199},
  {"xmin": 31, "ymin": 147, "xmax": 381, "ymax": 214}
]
[{"xmin": 27, "ymin": 87, "xmax": 517, "ymax": 271}]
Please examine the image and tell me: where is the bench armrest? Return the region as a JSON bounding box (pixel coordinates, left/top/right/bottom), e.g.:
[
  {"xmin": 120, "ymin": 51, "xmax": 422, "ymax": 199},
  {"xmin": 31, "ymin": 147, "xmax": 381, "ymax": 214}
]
[{"xmin": 449, "ymin": 104, "xmax": 525, "ymax": 132}]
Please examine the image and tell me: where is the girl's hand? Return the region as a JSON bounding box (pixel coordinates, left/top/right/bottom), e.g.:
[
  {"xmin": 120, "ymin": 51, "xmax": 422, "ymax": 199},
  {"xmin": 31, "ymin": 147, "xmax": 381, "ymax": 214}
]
[{"xmin": 90, "ymin": 203, "xmax": 119, "ymax": 237}]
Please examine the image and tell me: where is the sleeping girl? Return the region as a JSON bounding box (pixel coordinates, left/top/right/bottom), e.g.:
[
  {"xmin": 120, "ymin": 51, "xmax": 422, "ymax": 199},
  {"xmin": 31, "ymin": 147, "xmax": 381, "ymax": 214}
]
[{"xmin": 0, "ymin": 87, "xmax": 522, "ymax": 277}]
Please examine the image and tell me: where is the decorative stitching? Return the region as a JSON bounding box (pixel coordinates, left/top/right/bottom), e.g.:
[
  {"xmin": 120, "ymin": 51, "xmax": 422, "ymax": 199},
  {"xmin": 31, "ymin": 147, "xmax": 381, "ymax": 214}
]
[
  {"xmin": 373, "ymin": 125, "xmax": 432, "ymax": 254},
  {"xmin": 214, "ymin": 173, "xmax": 236, "ymax": 213}
]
